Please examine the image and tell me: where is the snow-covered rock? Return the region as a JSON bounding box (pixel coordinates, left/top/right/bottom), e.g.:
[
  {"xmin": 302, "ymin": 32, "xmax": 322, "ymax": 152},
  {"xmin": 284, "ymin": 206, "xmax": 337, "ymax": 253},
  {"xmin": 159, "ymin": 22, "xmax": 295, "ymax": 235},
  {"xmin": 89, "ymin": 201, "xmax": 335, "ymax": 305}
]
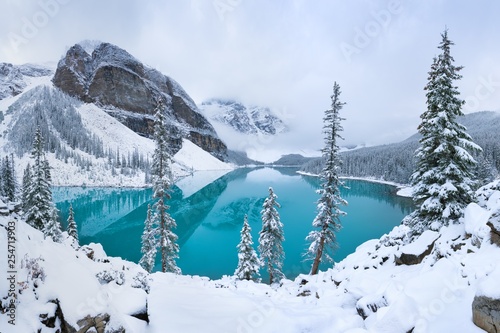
[{"xmin": 2, "ymin": 180, "xmax": 500, "ymax": 332}]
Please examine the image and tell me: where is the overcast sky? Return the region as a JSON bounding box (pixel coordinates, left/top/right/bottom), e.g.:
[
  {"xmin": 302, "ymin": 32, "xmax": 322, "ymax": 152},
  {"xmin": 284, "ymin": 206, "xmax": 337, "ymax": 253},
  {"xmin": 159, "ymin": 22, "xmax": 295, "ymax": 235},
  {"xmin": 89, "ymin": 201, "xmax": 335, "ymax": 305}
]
[{"xmin": 1, "ymin": 0, "xmax": 500, "ymax": 160}]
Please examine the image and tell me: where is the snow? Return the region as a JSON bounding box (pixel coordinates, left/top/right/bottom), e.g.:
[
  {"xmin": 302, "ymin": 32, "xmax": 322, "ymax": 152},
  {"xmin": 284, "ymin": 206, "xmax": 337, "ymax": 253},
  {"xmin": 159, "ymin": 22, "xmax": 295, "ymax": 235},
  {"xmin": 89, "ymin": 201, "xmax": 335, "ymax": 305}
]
[
  {"xmin": 463, "ymin": 203, "xmax": 491, "ymax": 239},
  {"xmin": 398, "ymin": 230, "xmax": 440, "ymax": 256},
  {"xmin": 396, "ymin": 186, "xmax": 413, "ymax": 197},
  {"xmin": 2, "ymin": 180, "xmax": 500, "ymax": 332},
  {"xmin": 173, "ymin": 139, "xmax": 233, "ymax": 172}
]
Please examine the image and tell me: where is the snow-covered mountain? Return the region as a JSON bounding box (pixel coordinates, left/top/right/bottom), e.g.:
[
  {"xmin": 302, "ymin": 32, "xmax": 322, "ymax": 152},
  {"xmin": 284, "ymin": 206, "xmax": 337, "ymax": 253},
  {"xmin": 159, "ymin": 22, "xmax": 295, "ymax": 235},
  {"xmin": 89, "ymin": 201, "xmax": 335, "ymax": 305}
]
[
  {"xmin": 0, "ymin": 63, "xmax": 53, "ymax": 99},
  {"xmin": 0, "ymin": 47, "xmax": 233, "ymax": 187},
  {"xmin": 2, "ymin": 179, "xmax": 500, "ymax": 332},
  {"xmin": 199, "ymin": 98, "xmax": 288, "ymax": 136},
  {"xmin": 52, "ymin": 41, "xmax": 227, "ymax": 161}
]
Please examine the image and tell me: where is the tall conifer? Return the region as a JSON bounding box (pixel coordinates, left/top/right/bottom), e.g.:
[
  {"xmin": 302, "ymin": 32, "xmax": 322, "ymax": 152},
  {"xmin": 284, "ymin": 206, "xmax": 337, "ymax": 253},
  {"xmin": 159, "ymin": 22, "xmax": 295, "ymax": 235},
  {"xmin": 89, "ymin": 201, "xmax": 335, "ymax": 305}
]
[
  {"xmin": 408, "ymin": 30, "xmax": 481, "ymax": 233},
  {"xmin": 305, "ymin": 82, "xmax": 347, "ymax": 275}
]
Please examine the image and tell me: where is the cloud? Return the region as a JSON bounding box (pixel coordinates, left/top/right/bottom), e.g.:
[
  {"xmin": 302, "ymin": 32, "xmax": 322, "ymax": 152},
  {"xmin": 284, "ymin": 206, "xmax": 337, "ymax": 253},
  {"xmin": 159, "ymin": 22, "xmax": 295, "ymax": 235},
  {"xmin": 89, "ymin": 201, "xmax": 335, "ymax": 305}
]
[{"xmin": 1, "ymin": 0, "xmax": 500, "ymax": 156}]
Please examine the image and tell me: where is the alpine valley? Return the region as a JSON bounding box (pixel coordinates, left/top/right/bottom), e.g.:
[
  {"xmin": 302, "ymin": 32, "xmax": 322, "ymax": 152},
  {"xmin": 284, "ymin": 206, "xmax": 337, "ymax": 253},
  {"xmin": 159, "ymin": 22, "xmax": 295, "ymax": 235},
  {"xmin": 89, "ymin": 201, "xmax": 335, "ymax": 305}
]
[{"xmin": 1, "ymin": 40, "xmax": 500, "ymax": 333}]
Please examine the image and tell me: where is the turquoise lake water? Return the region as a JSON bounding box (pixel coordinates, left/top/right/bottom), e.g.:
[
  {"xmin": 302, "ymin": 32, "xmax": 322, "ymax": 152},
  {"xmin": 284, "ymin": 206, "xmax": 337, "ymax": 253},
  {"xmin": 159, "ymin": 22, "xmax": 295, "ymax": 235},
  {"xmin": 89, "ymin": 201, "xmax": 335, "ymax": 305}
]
[{"xmin": 53, "ymin": 168, "xmax": 413, "ymax": 280}]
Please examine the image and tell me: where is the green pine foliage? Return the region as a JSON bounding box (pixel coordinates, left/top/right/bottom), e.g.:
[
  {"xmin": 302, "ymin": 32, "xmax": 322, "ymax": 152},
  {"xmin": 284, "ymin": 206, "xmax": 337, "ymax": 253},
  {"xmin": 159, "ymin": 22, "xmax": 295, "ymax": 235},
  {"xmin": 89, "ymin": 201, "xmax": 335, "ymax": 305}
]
[
  {"xmin": 66, "ymin": 203, "xmax": 79, "ymax": 243},
  {"xmin": 24, "ymin": 127, "xmax": 62, "ymax": 242},
  {"xmin": 258, "ymin": 187, "xmax": 285, "ymax": 284},
  {"xmin": 235, "ymin": 215, "xmax": 261, "ymax": 282},
  {"xmin": 305, "ymin": 82, "xmax": 347, "ymax": 275},
  {"xmin": 407, "ymin": 30, "xmax": 482, "ymax": 234},
  {"xmin": 139, "ymin": 204, "xmax": 157, "ymax": 273},
  {"xmin": 151, "ymin": 99, "xmax": 180, "ymax": 274}
]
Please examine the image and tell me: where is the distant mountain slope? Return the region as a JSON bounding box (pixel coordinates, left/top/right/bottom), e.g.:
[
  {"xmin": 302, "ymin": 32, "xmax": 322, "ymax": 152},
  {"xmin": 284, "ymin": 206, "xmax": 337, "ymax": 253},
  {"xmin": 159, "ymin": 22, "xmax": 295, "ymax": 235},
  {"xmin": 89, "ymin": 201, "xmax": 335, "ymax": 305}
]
[
  {"xmin": 270, "ymin": 153, "xmax": 316, "ymax": 166},
  {"xmin": 301, "ymin": 111, "xmax": 500, "ymax": 184},
  {"xmin": 52, "ymin": 41, "xmax": 227, "ymax": 160},
  {"xmin": 0, "ymin": 76, "xmax": 232, "ymax": 187},
  {"xmin": 0, "ymin": 63, "xmax": 52, "ymax": 99},
  {"xmin": 199, "ymin": 98, "xmax": 287, "ymax": 136}
]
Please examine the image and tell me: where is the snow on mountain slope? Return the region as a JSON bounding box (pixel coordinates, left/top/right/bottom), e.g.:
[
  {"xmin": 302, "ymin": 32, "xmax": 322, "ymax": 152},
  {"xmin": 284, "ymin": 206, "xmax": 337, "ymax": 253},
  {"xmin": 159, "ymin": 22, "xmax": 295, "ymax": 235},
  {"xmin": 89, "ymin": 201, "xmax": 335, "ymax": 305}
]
[
  {"xmin": 0, "ymin": 62, "xmax": 53, "ymax": 99},
  {"xmin": 199, "ymin": 98, "xmax": 287, "ymax": 136},
  {"xmin": 2, "ymin": 181, "xmax": 499, "ymax": 332},
  {"xmin": 173, "ymin": 139, "xmax": 232, "ymax": 171},
  {"xmin": 0, "ymin": 78, "xmax": 233, "ymax": 187}
]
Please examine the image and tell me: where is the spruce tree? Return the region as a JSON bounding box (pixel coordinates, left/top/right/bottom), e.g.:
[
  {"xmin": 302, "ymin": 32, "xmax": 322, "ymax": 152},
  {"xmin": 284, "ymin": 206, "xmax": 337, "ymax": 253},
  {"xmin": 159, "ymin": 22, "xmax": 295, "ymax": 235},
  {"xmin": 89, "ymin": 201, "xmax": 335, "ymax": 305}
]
[
  {"xmin": 24, "ymin": 128, "xmax": 62, "ymax": 242},
  {"xmin": 258, "ymin": 187, "xmax": 284, "ymax": 284},
  {"xmin": 407, "ymin": 30, "xmax": 481, "ymax": 234},
  {"xmin": 1, "ymin": 156, "xmax": 16, "ymax": 201},
  {"xmin": 21, "ymin": 164, "xmax": 32, "ymax": 211},
  {"xmin": 305, "ymin": 82, "xmax": 347, "ymax": 275},
  {"xmin": 43, "ymin": 209, "xmax": 63, "ymax": 243},
  {"xmin": 151, "ymin": 100, "xmax": 180, "ymax": 274},
  {"xmin": 66, "ymin": 203, "xmax": 79, "ymax": 243},
  {"xmin": 235, "ymin": 215, "xmax": 261, "ymax": 282},
  {"xmin": 139, "ymin": 204, "xmax": 157, "ymax": 273}
]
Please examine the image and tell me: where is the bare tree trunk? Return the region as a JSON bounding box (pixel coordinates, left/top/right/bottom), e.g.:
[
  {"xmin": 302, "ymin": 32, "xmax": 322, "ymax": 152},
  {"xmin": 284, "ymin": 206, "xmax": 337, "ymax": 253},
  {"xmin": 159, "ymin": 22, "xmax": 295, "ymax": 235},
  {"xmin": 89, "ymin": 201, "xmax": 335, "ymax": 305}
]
[{"xmin": 310, "ymin": 236, "xmax": 325, "ymax": 275}]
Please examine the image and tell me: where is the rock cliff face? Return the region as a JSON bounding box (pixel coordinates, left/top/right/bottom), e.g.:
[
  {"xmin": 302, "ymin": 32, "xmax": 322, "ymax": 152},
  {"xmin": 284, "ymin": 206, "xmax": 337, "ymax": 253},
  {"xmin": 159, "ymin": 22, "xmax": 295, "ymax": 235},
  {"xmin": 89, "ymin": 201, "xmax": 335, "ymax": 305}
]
[{"xmin": 52, "ymin": 42, "xmax": 227, "ymax": 160}]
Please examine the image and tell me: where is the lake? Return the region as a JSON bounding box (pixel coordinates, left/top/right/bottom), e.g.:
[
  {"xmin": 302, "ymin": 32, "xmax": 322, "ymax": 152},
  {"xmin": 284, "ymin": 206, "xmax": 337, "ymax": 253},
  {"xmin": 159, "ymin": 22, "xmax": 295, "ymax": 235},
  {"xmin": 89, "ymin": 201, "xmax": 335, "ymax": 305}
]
[{"xmin": 53, "ymin": 168, "xmax": 413, "ymax": 280}]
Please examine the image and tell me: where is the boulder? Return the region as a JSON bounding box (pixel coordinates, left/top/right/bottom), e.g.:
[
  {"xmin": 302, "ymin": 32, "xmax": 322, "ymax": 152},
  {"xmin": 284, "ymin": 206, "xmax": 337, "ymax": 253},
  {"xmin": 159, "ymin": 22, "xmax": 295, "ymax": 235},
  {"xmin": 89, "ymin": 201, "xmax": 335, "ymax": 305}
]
[
  {"xmin": 395, "ymin": 230, "xmax": 439, "ymax": 266},
  {"xmin": 487, "ymin": 220, "xmax": 500, "ymax": 247},
  {"xmin": 472, "ymin": 295, "xmax": 500, "ymax": 332}
]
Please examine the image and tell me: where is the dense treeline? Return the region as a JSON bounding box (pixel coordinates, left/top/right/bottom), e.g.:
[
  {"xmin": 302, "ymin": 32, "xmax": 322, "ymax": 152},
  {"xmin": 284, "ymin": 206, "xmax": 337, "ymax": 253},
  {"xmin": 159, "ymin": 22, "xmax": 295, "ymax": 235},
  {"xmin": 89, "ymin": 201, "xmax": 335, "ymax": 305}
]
[
  {"xmin": 6, "ymin": 86, "xmax": 150, "ymax": 175},
  {"xmin": 301, "ymin": 111, "xmax": 500, "ymax": 185}
]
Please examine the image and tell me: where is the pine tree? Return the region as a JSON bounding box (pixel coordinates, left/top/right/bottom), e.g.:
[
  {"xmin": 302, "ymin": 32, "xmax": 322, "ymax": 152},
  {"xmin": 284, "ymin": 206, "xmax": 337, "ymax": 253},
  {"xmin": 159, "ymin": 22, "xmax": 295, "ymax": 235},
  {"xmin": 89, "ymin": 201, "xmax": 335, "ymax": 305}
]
[
  {"xmin": 258, "ymin": 187, "xmax": 284, "ymax": 284},
  {"xmin": 66, "ymin": 203, "xmax": 79, "ymax": 243},
  {"xmin": 151, "ymin": 99, "xmax": 180, "ymax": 274},
  {"xmin": 407, "ymin": 30, "xmax": 482, "ymax": 234},
  {"xmin": 21, "ymin": 164, "xmax": 32, "ymax": 211},
  {"xmin": 139, "ymin": 204, "xmax": 157, "ymax": 273},
  {"xmin": 235, "ymin": 215, "xmax": 261, "ymax": 282},
  {"xmin": 1, "ymin": 156, "xmax": 16, "ymax": 201},
  {"xmin": 24, "ymin": 128, "xmax": 62, "ymax": 242},
  {"xmin": 43, "ymin": 209, "xmax": 63, "ymax": 243},
  {"xmin": 305, "ymin": 82, "xmax": 347, "ymax": 275}
]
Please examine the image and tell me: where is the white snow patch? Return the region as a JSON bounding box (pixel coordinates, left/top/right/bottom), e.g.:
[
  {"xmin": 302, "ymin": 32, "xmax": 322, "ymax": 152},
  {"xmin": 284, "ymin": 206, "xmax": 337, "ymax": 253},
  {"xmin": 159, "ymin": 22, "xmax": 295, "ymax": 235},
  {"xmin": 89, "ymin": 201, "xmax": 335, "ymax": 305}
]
[
  {"xmin": 173, "ymin": 139, "xmax": 233, "ymax": 171},
  {"xmin": 398, "ymin": 230, "xmax": 439, "ymax": 255},
  {"xmin": 396, "ymin": 186, "xmax": 413, "ymax": 198},
  {"xmin": 463, "ymin": 203, "xmax": 491, "ymax": 239}
]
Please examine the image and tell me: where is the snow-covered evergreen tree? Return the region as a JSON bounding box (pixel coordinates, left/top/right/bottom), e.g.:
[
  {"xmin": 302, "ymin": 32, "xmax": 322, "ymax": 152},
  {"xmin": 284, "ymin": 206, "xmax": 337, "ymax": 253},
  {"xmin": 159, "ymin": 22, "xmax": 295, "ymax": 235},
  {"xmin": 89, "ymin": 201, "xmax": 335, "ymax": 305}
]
[
  {"xmin": 305, "ymin": 82, "xmax": 347, "ymax": 275},
  {"xmin": 151, "ymin": 100, "xmax": 180, "ymax": 274},
  {"xmin": 21, "ymin": 164, "xmax": 32, "ymax": 211},
  {"xmin": 66, "ymin": 203, "xmax": 79, "ymax": 243},
  {"xmin": 235, "ymin": 215, "xmax": 261, "ymax": 282},
  {"xmin": 43, "ymin": 209, "xmax": 63, "ymax": 243},
  {"xmin": 407, "ymin": 30, "xmax": 482, "ymax": 234},
  {"xmin": 139, "ymin": 204, "xmax": 157, "ymax": 273},
  {"xmin": 258, "ymin": 187, "xmax": 284, "ymax": 284},
  {"xmin": 24, "ymin": 128, "xmax": 62, "ymax": 242},
  {"xmin": 1, "ymin": 155, "xmax": 16, "ymax": 201}
]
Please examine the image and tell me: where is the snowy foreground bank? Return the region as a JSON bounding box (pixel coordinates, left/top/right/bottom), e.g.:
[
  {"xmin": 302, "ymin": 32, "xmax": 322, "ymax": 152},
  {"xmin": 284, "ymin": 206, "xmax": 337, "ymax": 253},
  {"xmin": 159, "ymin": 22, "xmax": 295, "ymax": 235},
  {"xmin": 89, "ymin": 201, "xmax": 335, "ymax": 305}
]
[{"xmin": 1, "ymin": 181, "xmax": 500, "ymax": 332}]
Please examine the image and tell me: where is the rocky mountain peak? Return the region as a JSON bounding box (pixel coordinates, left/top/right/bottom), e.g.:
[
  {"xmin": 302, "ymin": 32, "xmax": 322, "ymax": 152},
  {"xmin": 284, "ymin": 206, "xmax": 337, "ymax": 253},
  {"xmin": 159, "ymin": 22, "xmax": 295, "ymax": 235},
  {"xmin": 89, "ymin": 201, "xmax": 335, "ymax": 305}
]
[
  {"xmin": 53, "ymin": 42, "xmax": 227, "ymax": 160},
  {"xmin": 200, "ymin": 98, "xmax": 288, "ymax": 136}
]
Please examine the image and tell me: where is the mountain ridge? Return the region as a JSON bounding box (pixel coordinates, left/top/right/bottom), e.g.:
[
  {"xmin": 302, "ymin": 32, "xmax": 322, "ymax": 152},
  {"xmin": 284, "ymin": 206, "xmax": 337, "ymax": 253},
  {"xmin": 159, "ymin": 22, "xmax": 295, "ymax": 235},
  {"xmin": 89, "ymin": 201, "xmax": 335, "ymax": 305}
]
[{"xmin": 52, "ymin": 41, "xmax": 227, "ymax": 160}]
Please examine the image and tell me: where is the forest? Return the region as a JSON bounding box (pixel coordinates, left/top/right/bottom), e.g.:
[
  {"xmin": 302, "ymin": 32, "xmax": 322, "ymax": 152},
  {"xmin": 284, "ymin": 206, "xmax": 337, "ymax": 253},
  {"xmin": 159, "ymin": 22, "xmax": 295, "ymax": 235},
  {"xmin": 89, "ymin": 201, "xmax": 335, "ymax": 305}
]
[{"xmin": 301, "ymin": 111, "xmax": 500, "ymax": 185}]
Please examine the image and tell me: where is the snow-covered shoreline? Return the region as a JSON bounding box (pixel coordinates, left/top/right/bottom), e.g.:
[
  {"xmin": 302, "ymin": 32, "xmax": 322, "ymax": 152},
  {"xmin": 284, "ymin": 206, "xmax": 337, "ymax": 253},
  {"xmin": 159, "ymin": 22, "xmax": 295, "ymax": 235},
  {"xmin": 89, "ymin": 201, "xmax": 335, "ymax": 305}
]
[
  {"xmin": 2, "ymin": 180, "xmax": 499, "ymax": 332},
  {"xmin": 297, "ymin": 171, "xmax": 413, "ymax": 198}
]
